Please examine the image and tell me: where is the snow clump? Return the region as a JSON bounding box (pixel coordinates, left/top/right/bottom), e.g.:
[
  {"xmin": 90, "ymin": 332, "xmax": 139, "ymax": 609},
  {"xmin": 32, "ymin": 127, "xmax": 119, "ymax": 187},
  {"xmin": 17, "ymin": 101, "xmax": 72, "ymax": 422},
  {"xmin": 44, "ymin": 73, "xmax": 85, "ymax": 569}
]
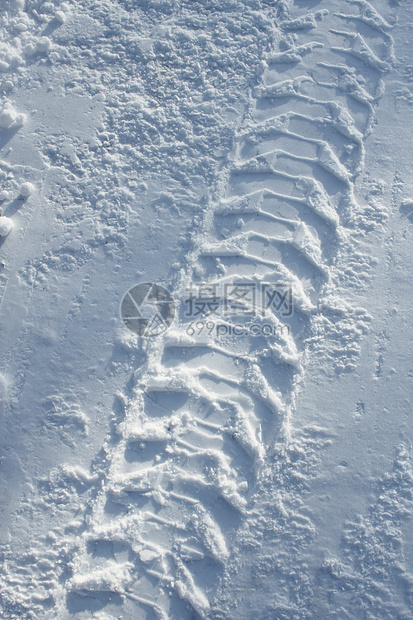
[
  {"xmin": 0, "ymin": 104, "xmax": 17, "ymax": 129},
  {"xmin": 0, "ymin": 217, "xmax": 14, "ymax": 237},
  {"xmin": 20, "ymin": 182, "xmax": 35, "ymax": 197}
]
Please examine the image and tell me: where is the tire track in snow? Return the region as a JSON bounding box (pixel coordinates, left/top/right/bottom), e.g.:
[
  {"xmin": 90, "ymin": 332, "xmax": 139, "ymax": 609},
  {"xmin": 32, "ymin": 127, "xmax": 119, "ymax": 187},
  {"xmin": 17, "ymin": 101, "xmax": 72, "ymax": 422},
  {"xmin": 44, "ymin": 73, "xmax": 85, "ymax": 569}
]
[{"xmin": 61, "ymin": 1, "xmax": 397, "ymax": 618}]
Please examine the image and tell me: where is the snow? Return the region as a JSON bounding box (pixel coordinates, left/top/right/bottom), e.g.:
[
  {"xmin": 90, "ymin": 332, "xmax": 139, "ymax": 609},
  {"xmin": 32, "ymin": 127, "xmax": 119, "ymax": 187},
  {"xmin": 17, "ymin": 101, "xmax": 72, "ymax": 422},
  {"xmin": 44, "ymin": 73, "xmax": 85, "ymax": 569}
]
[
  {"xmin": 19, "ymin": 182, "xmax": 34, "ymax": 197},
  {"xmin": 54, "ymin": 10, "xmax": 66, "ymax": 25},
  {"xmin": 0, "ymin": 0, "xmax": 413, "ymax": 618},
  {"xmin": 0, "ymin": 217, "xmax": 13, "ymax": 237},
  {"xmin": 35, "ymin": 36, "xmax": 51, "ymax": 54},
  {"xmin": 0, "ymin": 104, "xmax": 17, "ymax": 129}
]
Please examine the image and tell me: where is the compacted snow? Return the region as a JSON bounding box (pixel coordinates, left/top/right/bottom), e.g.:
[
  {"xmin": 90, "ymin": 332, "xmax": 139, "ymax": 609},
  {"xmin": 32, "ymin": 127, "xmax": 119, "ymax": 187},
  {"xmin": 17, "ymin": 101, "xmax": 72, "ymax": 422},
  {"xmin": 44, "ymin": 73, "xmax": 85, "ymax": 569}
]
[{"xmin": 0, "ymin": 0, "xmax": 413, "ymax": 618}]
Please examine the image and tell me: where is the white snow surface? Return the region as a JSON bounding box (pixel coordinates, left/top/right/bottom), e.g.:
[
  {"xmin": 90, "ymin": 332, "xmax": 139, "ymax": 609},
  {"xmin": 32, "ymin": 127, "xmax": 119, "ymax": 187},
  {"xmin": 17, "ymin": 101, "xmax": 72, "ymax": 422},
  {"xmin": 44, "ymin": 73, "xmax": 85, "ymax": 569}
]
[{"xmin": 0, "ymin": 0, "xmax": 413, "ymax": 619}]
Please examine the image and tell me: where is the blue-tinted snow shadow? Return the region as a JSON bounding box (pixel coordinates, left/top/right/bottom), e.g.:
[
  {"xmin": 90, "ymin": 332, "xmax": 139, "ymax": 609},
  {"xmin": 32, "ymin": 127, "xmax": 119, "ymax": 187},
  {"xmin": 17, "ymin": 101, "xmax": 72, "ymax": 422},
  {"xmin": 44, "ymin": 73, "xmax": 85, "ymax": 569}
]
[
  {"xmin": 400, "ymin": 202, "xmax": 413, "ymax": 222},
  {"xmin": 66, "ymin": 591, "xmax": 123, "ymax": 615},
  {"xmin": 41, "ymin": 20, "xmax": 62, "ymax": 37},
  {"xmin": 3, "ymin": 196, "xmax": 26, "ymax": 217},
  {"xmin": 0, "ymin": 126, "xmax": 20, "ymax": 151}
]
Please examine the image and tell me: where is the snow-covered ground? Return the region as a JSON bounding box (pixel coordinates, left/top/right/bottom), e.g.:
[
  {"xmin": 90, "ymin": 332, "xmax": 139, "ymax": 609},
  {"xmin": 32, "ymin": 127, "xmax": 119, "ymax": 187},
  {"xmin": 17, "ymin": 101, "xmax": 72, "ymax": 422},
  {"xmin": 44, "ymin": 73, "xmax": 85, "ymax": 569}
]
[{"xmin": 0, "ymin": 0, "xmax": 412, "ymax": 618}]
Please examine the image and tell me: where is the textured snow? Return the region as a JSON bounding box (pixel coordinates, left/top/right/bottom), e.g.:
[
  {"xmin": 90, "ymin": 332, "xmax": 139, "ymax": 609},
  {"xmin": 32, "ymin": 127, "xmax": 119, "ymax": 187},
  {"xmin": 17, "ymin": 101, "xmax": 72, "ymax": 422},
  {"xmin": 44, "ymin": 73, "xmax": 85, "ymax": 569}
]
[{"xmin": 0, "ymin": 0, "xmax": 412, "ymax": 618}]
